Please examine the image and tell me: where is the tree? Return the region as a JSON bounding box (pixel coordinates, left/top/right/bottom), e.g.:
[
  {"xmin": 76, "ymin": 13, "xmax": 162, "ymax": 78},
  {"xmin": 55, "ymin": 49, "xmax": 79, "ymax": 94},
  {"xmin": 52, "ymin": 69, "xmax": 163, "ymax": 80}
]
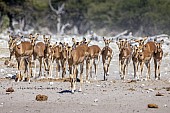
[{"xmin": 49, "ymin": 0, "xmax": 70, "ymax": 34}]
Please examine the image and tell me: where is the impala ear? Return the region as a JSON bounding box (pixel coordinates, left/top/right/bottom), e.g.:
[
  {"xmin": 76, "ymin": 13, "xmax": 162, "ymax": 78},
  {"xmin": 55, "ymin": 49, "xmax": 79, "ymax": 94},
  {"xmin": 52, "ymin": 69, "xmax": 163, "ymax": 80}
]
[
  {"xmin": 59, "ymin": 44, "xmax": 63, "ymax": 52},
  {"xmin": 9, "ymin": 35, "xmax": 13, "ymax": 40},
  {"xmin": 66, "ymin": 43, "xmax": 68, "ymax": 47},
  {"xmin": 86, "ymin": 40, "xmax": 91, "ymax": 45},
  {"xmin": 160, "ymin": 39, "xmax": 164, "ymax": 44},
  {"xmin": 154, "ymin": 37, "xmax": 158, "ymax": 42},
  {"xmin": 43, "ymin": 35, "xmax": 46, "ymax": 39},
  {"xmin": 35, "ymin": 34, "xmax": 39, "ymax": 39},
  {"xmin": 103, "ymin": 37, "xmax": 106, "ymax": 41},
  {"xmin": 83, "ymin": 37, "xmax": 86, "ymax": 42},
  {"xmin": 29, "ymin": 34, "xmax": 33, "ymax": 39},
  {"xmin": 116, "ymin": 41, "xmax": 119, "ymax": 45},
  {"xmin": 72, "ymin": 38, "xmax": 76, "ymax": 43},
  {"xmin": 134, "ymin": 39, "xmax": 140, "ymax": 43},
  {"xmin": 52, "ymin": 43, "xmax": 57, "ymax": 48},
  {"xmin": 143, "ymin": 36, "xmax": 148, "ymax": 41}
]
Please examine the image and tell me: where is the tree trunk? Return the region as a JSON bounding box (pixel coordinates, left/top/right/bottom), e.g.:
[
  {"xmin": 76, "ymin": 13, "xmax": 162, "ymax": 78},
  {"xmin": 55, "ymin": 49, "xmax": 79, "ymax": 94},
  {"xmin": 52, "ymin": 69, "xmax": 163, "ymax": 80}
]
[
  {"xmin": 7, "ymin": 13, "xmax": 14, "ymax": 31},
  {"xmin": 57, "ymin": 15, "xmax": 61, "ymax": 34},
  {"xmin": 73, "ymin": 26, "xmax": 79, "ymax": 35}
]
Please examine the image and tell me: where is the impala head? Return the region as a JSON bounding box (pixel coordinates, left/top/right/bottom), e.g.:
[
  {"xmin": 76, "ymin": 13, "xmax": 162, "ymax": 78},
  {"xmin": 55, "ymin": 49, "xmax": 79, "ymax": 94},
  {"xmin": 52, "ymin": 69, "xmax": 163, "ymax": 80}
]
[
  {"xmin": 60, "ymin": 42, "xmax": 68, "ymax": 59},
  {"xmin": 43, "ymin": 35, "xmax": 51, "ymax": 46},
  {"xmin": 134, "ymin": 36, "xmax": 148, "ymax": 50},
  {"xmin": 103, "ymin": 37, "xmax": 112, "ymax": 47},
  {"xmin": 9, "ymin": 37, "xmax": 20, "ymax": 52},
  {"xmin": 116, "ymin": 38, "xmax": 128, "ymax": 51},
  {"xmin": 132, "ymin": 45, "xmax": 141, "ymax": 57},
  {"xmin": 8, "ymin": 35, "xmax": 14, "ymax": 47},
  {"xmin": 155, "ymin": 39, "xmax": 164, "ymax": 53},
  {"xmin": 72, "ymin": 38, "xmax": 80, "ymax": 48},
  {"xmin": 66, "ymin": 44, "xmax": 72, "ymax": 59},
  {"xmin": 138, "ymin": 51, "xmax": 144, "ymax": 60},
  {"xmin": 52, "ymin": 42, "xmax": 63, "ymax": 58},
  {"xmin": 30, "ymin": 34, "xmax": 39, "ymax": 46}
]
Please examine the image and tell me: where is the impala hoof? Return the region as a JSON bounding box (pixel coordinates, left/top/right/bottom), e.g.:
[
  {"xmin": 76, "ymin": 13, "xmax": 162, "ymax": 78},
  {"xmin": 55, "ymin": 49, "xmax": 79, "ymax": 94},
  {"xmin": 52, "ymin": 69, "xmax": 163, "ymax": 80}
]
[
  {"xmin": 71, "ymin": 89, "xmax": 75, "ymax": 94},
  {"xmin": 78, "ymin": 88, "xmax": 82, "ymax": 92},
  {"xmin": 121, "ymin": 77, "xmax": 124, "ymax": 80},
  {"xmin": 155, "ymin": 78, "xmax": 159, "ymax": 80},
  {"xmin": 85, "ymin": 80, "xmax": 90, "ymax": 83}
]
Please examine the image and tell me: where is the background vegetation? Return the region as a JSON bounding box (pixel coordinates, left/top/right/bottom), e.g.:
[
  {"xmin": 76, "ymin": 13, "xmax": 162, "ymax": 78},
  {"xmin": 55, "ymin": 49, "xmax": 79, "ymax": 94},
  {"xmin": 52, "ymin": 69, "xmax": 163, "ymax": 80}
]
[{"xmin": 0, "ymin": 0, "xmax": 170, "ymax": 36}]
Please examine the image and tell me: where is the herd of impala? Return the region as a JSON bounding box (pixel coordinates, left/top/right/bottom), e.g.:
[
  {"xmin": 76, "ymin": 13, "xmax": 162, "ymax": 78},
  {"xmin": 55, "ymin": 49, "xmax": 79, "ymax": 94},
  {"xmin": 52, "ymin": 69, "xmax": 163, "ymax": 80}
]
[{"xmin": 7, "ymin": 33, "xmax": 164, "ymax": 93}]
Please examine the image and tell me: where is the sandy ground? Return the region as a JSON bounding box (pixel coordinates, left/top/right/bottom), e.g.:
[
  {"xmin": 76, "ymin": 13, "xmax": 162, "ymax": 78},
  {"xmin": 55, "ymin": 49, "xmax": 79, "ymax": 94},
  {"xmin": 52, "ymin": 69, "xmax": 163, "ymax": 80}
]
[{"xmin": 0, "ymin": 47, "xmax": 170, "ymax": 113}]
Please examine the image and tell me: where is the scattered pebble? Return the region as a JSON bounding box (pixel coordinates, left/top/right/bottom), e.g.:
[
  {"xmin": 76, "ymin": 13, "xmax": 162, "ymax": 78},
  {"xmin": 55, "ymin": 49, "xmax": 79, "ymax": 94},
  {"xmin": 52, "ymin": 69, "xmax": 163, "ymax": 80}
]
[
  {"xmin": 164, "ymin": 104, "xmax": 167, "ymax": 107},
  {"xmin": 6, "ymin": 87, "xmax": 14, "ymax": 93},
  {"xmin": 96, "ymin": 85, "xmax": 100, "ymax": 87},
  {"xmin": 91, "ymin": 103, "xmax": 98, "ymax": 106},
  {"xmin": 155, "ymin": 92, "xmax": 164, "ymax": 96},
  {"xmin": 48, "ymin": 82, "xmax": 53, "ymax": 86},
  {"xmin": 148, "ymin": 89, "xmax": 154, "ymax": 92},
  {"xmin": 148, "ymin": 104, "xmax": 158, "ymax": 108},
  {"xmin": 94, "ymin": 99, "xmax": 98, "ymax": 102},
  {"xmin": 35, "ymin": 94, "xmax": 48, "ymax": 101}
]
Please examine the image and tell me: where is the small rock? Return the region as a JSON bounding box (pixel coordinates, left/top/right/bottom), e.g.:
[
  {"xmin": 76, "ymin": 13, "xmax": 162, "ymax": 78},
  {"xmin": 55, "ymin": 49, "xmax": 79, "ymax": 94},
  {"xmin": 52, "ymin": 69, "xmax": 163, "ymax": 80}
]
[
  {"xmin": 155, "ymin": 92, "xmax": 164, "ymax": 96},
  {"xmin": 35, "ymin": 94, "xmax": 48, "ymax": 101},
  {"xmin": 49, "ymin": 82, "xmax": 53, "ymax": 86},
  {"xmin": 5, "ymin": 74, "xmax": 13, "ymax": 79},
  {"xmin": 94, "ymin": 99, "xmax": 98, "ymax": 102},
  {"xmin": 127, "ymin": 80, "xmax": 137, "ymax": 83},
  {"xmin": 96, "ymin": 85, "xmax": 100, "ymax": 87},
  {"xmin": 142, "ymin": 84, "xmax": 145, "ymax": 86},
  {"xmin": 164, "ymin": 104, "xmax": 167, "ymax": 107},
  {"xmin": 148, "ymin": 89, "xmax": 154, "ymax": 92},
  {"xmin": 6, "ymin": 87, "xmax": 14, "ymax": 93},
  {"xmin": 166, "ymin": 87, "xmax": 170, "ymax": 91},
  {"xmin": 91, "ymin": 103, "xmax": 98, "ymax": 106},
  {"xmin": 148, "ymin": 104, "xmax": 158, "ymax": 108},
  {"xmin": 128, "ymin": 88, "xmax": 136, "ymax": 91},
  {"xmin": 0, "ymin": 69, "xmax": 5, "ymax": 73}
]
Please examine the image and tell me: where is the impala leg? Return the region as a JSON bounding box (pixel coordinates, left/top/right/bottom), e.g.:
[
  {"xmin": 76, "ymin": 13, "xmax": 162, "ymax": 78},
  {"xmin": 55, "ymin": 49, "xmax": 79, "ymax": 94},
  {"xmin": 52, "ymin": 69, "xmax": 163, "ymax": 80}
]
[
  {"xmin": 70, "ymin": 74, "xmax": 74, "ymax": 93},
  {"xmin": 56, "ymin": 60, "xmax": 60, "ymax": 79},
  {"xmin": 16, "ymin": 58, "xmax": 21, "ymax": 82},
  {"xmin": 136, "ymin": 62, "xmax": 140, "ymax": 80},
  {"xmin": 43, "ymin": 58, "xmax": 48, "ymax": 77},
  {"xmin": 103, "ymin": 61, "xmax": 106, "ymax": 81},
  {"xmin": 158, "ymin": 60, "xmax": 161, "ymax": 80},
  {"xmin": 93, "ymin": 58, "xmax": 97, "ymax": 80},
  {"xmin": 133, "ymin": 61, "xmax": 137, "ymax": 79},
  {"xmin": 104, "ymin": 62, "xmax": 107, "ymax": 81},
  {"xmin": 123, "ymin": 62, "xmax": 126, "ymax": 80},
  {"xmin": 28, "ymin": 58, "xmax": 32, "ymax": 82},
  {"xmin": 119, "ymin": 59, "xmax": 122, "ymax": 78},
  {"xmin": 86, "ymin": 59, "xmax": 89, "ymax": 81},
  {"xmin": 39, "ymin": 57, "xmax": 42, "ymax": 77},
  {"xmin": 69, "ymin": 65, "xmax": 72, "ymax": 75},
  {"xmin": 107, "ymin": 57, "xmax": 111, "ymax": 76},
  {"xmin": 50, "ymin": 60, "xmax": 53, "ymax": 78},
  {"xmin": 90, "ymin": 59, "xmax": 93, "ymax": 78},
  {"xmin": 73, "ymin": 65, "xmax": 78, "ymax": 92},
  {"xmin": 154, "ymin": 59, "xmax": 158, "ymax": 80},
  {"xmin": 62, "ymin": 60, "xmax": 66, "ymax": 78},
  {"xmin": 124, "ymin": 59, "xmax": 128, "ymax": 80},
  {"xmin": 21, "ymin": 58, "xmax": 26, "ymax": 81},
  {"xmin": 79, "ymin": 63, "xmax": 84, "ymax": 92},
  {"xmin": 121, "ymin": 60, "xmax": 124, "ymax": 80},
  {"xmin": 24, "ymin": 58, "xmax": 29, "ymax": 81},
  {"xmin": 140, "ymin": 62, "xmax": 144, "ymax": 80},
  {"xmin": 32, "ymin": 55, "xmax": 36, "ymax": 78},
  {"xmin": 145, "ymin": 62, "xmax": 151, "ymax": 80}
]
